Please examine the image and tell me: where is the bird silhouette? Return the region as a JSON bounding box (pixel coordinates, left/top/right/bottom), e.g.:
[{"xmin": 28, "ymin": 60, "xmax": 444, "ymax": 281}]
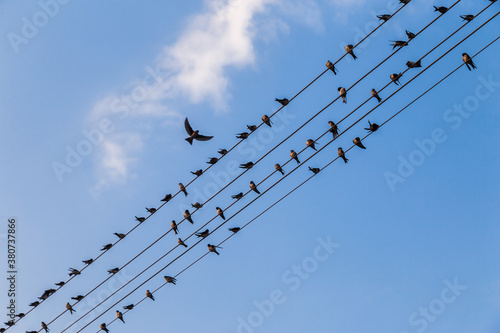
[
  {"xmin": 29, "ymin": 301, "xmax": 40, "ymax": 307},
  {"xmin": 262, "ymin": 115, "xmax": 272, "ymax": 127},
  {"xmin": 135, "ymin": 216, "xmax": 146, "ymax": 223},
  {"xmin": 462, "ymin": 53, "xmax": 477, "ymax": 70},
  {"xmin": 146, "ymin": 207, "xmax": 157, "ymax": 214},
  {"xmin": 247, "ymin": 125, "xmax": 257, "ymax": 132},
  {"xmin": 405, "ymin": 30, "xmax": 416, "ymax": 39},
  {"xmin": 229, "ymin": 227, "xmax": 241, "ymax": 233},
  {"xmin": 365, "ymin": 121, "xmax": 380, "ymax": 133},
  {"xmin": 179, "ymin": 183, "xmax": 188, "ymax": 196},
  {"xmin": 207, "ymin": 157, "xmax": 219, "ymax": 164},
  {"xmin": 71, "ymin": 295, "xmax": 84, "ymax": 301},
  {"xmin": 66, "ymin": 302, "xmax": 75, "ymax": 314},
  {"xmin": 377, "ymin": 14, "xmax": 391, "ymax": 21},
  {"xmin": 100, "ymin": 323, "xmax": 109, "ymax": 333},
  {"xmin": 146, "ymin": 290, "xmax": 155, "ymax": 301},
  {"xmin": 460, "ymin": 14, "xmax": 474, "ymax": 22},
  {"xmin": 309, "ymin": 167, "xmax": 320, "ymax": 174},
  {"xmin": 184, "ymin": 210, "xmax": 194, "ymax": 224},
  {"xmin": 390, "ymin": 40, "xmax": 407, "ymax": 49},
  {"xmin": 82, "ymin": 259, "xmax": 94, "ymax": 265},
  {"xmin": 275, "ymin": 98, "xmax": 289, "ymax": 106},
  {"xmin": 275, "ymin": 163, "xmax": 285, "ymax": 175},
  {"xmin": 306, "ymin": 139, "xmax": 317, "ymax": 151},
  {"xmin": 208, "ymin": 244, "xmax": 222, "ymax": 255},
  {"xmin": 100, "ymin": 243, "xmax": 112, "ymax": 251},
  {"xmin": 171, "ymin": 220, "xmax": 178, "ymax": 234},
  {"xmin": 250, "ymin": 181, "xmax": 260, "ymax": 194},
  {"xmin": 338, "ymin": 87, "xmax": 347, "ymax": 103},
  {"xmin": 116, "ymin": 310, "xmax": 125, "ymax": 323},
  {"xmin": 236, "ymin": 132, "xmax": 250, "ymax": 139},
  {"xmin": 434, "ymin": 6, "xmax": 448, "ymax": 14},
  {"xmin": 123, "ymin": 304, "xmax": 134, "ymax": 310},
  {"xmin": 164, "ymin": 276, "xmax": 177, "ymax": 285},
  {"xmin": 390, "ymin": 73, "xmax": 402, "ymax": 85},
  {"xmin": 290, "ymin": 150, "xmax": 300, "ymax": 164},
  {"xmin": 240, "ymin": 162, "xmax": 254, "ymax": 170},
  {"xmin": 55, "ymin": 281, "xmax": 65, "ymax": 287},
  {"xmin": 232, "ymin": 192, "xmax": 244, "ymax": 200},
  {"xmin": 406, "ymin": 60, "xmax": 422, "ymax": 68},
  {"xmin": 68, "ymin": 268, "xmax": 81, "ymax": 277},
  {"xmin": 345, "ymin": 45, "xmax": 357, "ymax": 60},
  {"xmin": 41, "ymin": 322, "xmax": 49, "ymax": 332},
  {"xmin": 161, "ymin": 194, "xmax": 172, "ymax": 202},
  {"xmin": 218, "ymin": 149, "xmax": 228, "ymax": 155},
  {"xmin": 338, "ymin": 148, "xmax": 349, "ymax": 163},
  {"xmin": 177, "ymin": 238, "xmax": 188, "ymax": 248},
  {"xmin": 328, "ymin": 121, "xmax": 339, "ymax": 138},
  {"xmin": 192, "ymin": 202, "xmax": 203, "ymax": 209},
  {"xmin": 191, "ymin": 169, "xmax": 203, "ymax": 177},
  {"xmin": 371, "ymin": 89, "xmax": 382, "ymax": 103},
  {"xmin": 216, "ymin": 207, "xmax": 225, "ymax": 220},
  {"xmin": 184, "ymin": 117, "xmax": 213, "ymax": 145},
  {"xmin": 353, "ymin": 137, "xmax": 366, "ymax": 149},
  {"xmin": 108, "ymin": 268, "xmax": 120, "ymax": 275},
  {"xmin": 114, "ymin": 232, "xmax": 126, "ymax": 239},
  {"xmin": 196, "ymin": 229, "xmax": 210, "ymax": 238},
  {"xmin": 326, "ymin": 60, "xmax": 337, "ymax": 74}
]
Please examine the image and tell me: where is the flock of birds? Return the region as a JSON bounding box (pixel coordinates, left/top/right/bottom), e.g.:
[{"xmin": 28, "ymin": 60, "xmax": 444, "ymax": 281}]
[{"xmin": 2, "ymin": 0, "xmax": 494, "ymax": 332}]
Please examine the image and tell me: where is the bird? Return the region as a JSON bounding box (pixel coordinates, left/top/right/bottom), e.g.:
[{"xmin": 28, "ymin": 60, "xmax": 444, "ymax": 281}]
[
  {"xmin": 405, "ymin": 30, "xmax": 416, "ymax": 39},
  {"xmin": 250, "ymin": 181, "xmax": 260, "ymax": 194},
  {"xmin": 82, "ymin": 259, "xmax": 94, "ymax": 265},
  {"xmin": 218, "ymin": 148, "xmax": 228, "ymax": 155},
  {"xmin": 240, "ymin": 162, "xmax": 254, "ymax": 169},
  {"xmin": 275, "ymin": 98, "xmax": 289, "ymax": 106},
  {"xmin": 116, "ymin": 310, "xmax": 125, "ymax": 323},
  {"xmin": 16, "ymin": 313, "xmax": 25, "ymax": 318},
  {"xmin": 179, "ymin": 183, "xmax": 188, "ymax": 196},
  {"xmin": 460, "ymin": 14, "xmax": 474, "ymax": 22},
  {"xmin": 68, "ymin": 268, "xmax": 81, "ymax": 277},
  {"xmin": 290, "ymin": 150, "xmax": 300, "ymax": 164},
  {"xmin": 390, "ymin": 73, "xmax": 402, "ymax": 85},
  {"xmin": 236, "ymin": 132, "xmax": 250, "ymax": 139},
  {"xmin": 353, "ymin": 137, "xmax": 366, "ymax": 149},
  {"xmin": 196, "ymin": 229, "xmax": 210, "ymax": 238},
  {"xmin": 184, "ymin": 210, "xmax": 193, "ymax": 224},
  {"xmin": 328, "ymin": 121, "xmax": 339, "ymax": 138},
  {"xmin": 3, "ymin": 321, "xmax": 14, "ymax": 327},
  {"xmin": 192, "ymin": 202, "xmax": 203, "ymax": 209},
  {"xmin": 216, "ymin": 207, "xmax": 225, "ymax": 220},
  {"xmin": 146, "ymin": 290, "xmax": 155, "ymax": 301},
  {"xmin": 338, "ymin": 148, "xmax": 349, "ymax": 163},
  {"xmin": 164, "ymin": 276, "xmax": 177, "ymax": 285},
  {"xmin": 406, "ymin": 60, "xmax": 422, "ymax": 68},
  {"xmin": 247, "ymin": 125, "xmax": 257, "ymax": 132},
  {"xmin": 146, "ymin": 207, "xmax": 157, "ymax": 214},
  {"xmin": 371, "ymin": 89, "xmax": 382, "ymax": 103},
  {"xmin": 123, "ymin": 304, "xmax": 134, "ymax": 310},
  {"xmin": 29, "ymin": 301, "xmax": 40, "ymax": 307},
  {"xmin": 161, "ymin": 193, "xmax": 172, "ymax": 202},
  {"xmin": 100, "ymin": 323, "xmax": 109, "ymax": 333},
  {"xmin": 306, "ymin": 139, "xmax": 317, "ymax": 151},
  {"xmin": 229, "ymin": 227, "xmax": 241, "ymax": 233},
  {"xmin": 462, "ymin": 53, "xmax": 477, "ymax": 70},
  {"xmin": 377, "ymin": 14, "xmax": 391, "ymax": 21},
  {"xmin": 55, "ymin": 281, "xmax": 65, "ymax": 287},
  {"xmin": 232, "ymin": 192, "xmax": 244, "ymax": 200},
  {"xmin": 191, "ymin": 169, "xmax": 203, "ymax": 177},
  {"xmin": 390, "ymin": 40, "xmax": 407, "ymax": 49},
  {"xmin": 434, "ymin": 6, "xmax": 448, "ymax": 14},
  {"xmin": 66, "ymin": 302, "xmax": 75, "ymax": 314},
  {"xmin": 400, "ymin": 0, "xmax": 411, "ymax": 4},
  {"xmin": 108, "ymin": 267, "xmax": 120, "ymax": 275},
  {"xmin": 207, "ymin": 157, "xmax": 219, "ymax": 164},
  {"xmin": 113, "ymin": 232, "xmax": 126, "ymax": 239},
  {"xmin": 171, "ymin": 220, "xmax": 178, "ymax": 234},
  {"xmin": 365, "ymin": 121, "xmax": 380, "ymax": 133},
  {"xmin": 275, "ymin": 163, "xmax": 285, "ymax": 175},
  {"xmin": 262, "ymin": 115, "xmax": 272, "ymax": 127},
  {"xmin": 208, "ymin": 244, "xmax": 222, "ymax": 255},
  {"xmin": 41, "ymin": 322, "xmax": 49, "ymax": 332},
  {"xmin": 326, "ymin": 60, "xmax": 337, "ymax": 74},
  {"xmin": 338, "ymin": 87, "xmax": 347, "ymax": 103},
  {"xmin": 345, "ymin": 44, "xmax": 357, "ymax": 60},
  {"xmin": 184, "ymin": 117, "xmax": 213, "ymax": 145},
  {"xmin": 309, "ymin": 167, "xmax": 320, "ymax": 174},
  {"xmin": 71, "ymin": 295, "xmax": 84, "ymax": 301},
  {"xmin": 135, "ymin": 216, "xmax": 146, "ymax": 223},
  {"xmin": 177, "ymin": 238, "xmax": 188, "ymax": 248}
]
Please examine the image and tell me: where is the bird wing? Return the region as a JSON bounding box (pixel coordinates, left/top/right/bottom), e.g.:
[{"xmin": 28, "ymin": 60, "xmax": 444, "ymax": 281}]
[
  {"xmin": 184, "ymin": 118, "xmax": 194, "ymax": 135},
  {"xmin": 195, "ymin": 135, "xmax": 213, "ymax": 141}
]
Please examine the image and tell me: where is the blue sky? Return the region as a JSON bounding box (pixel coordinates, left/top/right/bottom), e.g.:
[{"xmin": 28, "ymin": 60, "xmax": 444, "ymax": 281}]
[{"xmin": 1, "ymin": 0, "xmax": 499, "ymax": 332}]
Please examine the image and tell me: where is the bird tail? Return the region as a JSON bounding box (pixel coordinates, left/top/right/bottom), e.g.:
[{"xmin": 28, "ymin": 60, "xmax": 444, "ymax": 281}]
[
  {"xmin": 433, "ymin": 6, "xmax": 438, "ymax": 11},
  {"xmin": 185, "ymin": 137, "xmax": 193, "ymax": 145},
  {"xmin": 376, "ymin": 96, "xmax": 382, "ymax": 102},
  {"xmin": 352, "ymin": 53, "xmax": 357, "ymax": 60}
]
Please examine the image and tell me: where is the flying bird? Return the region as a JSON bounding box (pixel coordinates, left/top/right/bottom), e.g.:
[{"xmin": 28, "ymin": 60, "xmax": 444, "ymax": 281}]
[
  {"xmin": 135, "ymin": 216, "xmax": 146, "ymax": 223},
  {"xmin": 207, "ymin": 157, "xmax": 219, "ymax": 164},
  {"xmin": 192, "ymin": 202, "xmax": 203, "ymax": 209},
  {"xmin": 353, "ymin": 137, "xmax": 366, "ymax": 149},
  {"xmin": 179, "ymin": 183, "xmax": 188, "ymax": 196},
  {"xmin": 390, "ymin": 40, "xmax": 407, "ymax": 49},
  {"xmin": 66, "ymin": 302, "xmax": 75, "ymax": 314},
  {"xmin": 240, "ymin": 162, "xmax": 254, "ymax": 170},
  {"xmin": 433, "ymin": 6, "xmax": 448, "ymax": 14},
  {"xmin": 184, "ymin": 117, "xmax": 213, "ymax": 145},
  {"xmin": 406, "ymin": 60, "xmax": 422, "ymax": 68},
  {"xmin": 247, "ymin": 125, "xmax": 257, "ymax": 132},
  {"xmin": 371, "ymin": 89, "xmax": 382, "ymax": 103},
  {"xmin": 100, "ymin": 323, "xmax": 109, "ymax": 333},
  {"xmin": 68, "ymin": 268, "xmax": 81, "ymax": 277},
  {"xmin": 262, "ymin": 115, "xmax": 272, "ymax": 127},
  {"xmin": 146, "ymin": 207, "xmax": 157, "ymax": 214},
  {"xmin": 184, "ymin": 210, "xmax": 193, "ymax": 224},
  {"xmin": 309, "ymin": 167, "xmax": 320, "ymax": 174},
  {"xmin": 208, "ymin": 244, "xmax": 222, "ymax": 255},
  {"xmin": 338, "ymin": 87, "xmax": 347, "ymax": 103},
  {"xmin": 328, "ymin": 121, "xmax": 339, "ymax": 138},
  {"xmin": 232, "ymin": 192, "xmax": 244, "ymax": 200},
  {"xmin": 275, "ymin": 163, "xmax": 285, "ymax": 175},
  {"xmin": 164, "ymin": 276, "xmax": 177, "ymax": 285},
  {"xmin": 460, "ymin": 14, "xmax": 474, "ymax": 22},
  {"xmin": 71, "ymin": 295, "xmax": 84, "ymax": 301},
  {"xmin": 82, "ymin": 259, "xmax": 94, "ymax": 265},
  {"xmin": 108, "ymin": 267, "xmax": 120, "ymax": 275},
  {"xmin": 177, "ymin": 238, "xmax": 188, "ymax": 248},
  {"xmin": 161, "ymin": 194, "xmax": 172, "ymax": 202},
  {"xmin": 229, "ymin": 227, "xmax": 241, "ymax": 233},
  {"xmin": 290, "ymin": 150, "xmax": 300, "ymax": 164},
  {"xmin": 326, "ymin": 60, "xmax": 337, "ymax": 74},
  {"xmin": 345, "ymin": 44, "xmax": 357, "ymax": 60},
  {"xmin": 365, "ymin": 121, "xmax": 380, "ymax": 133},
  {"xmin": 171, "ymin": 220, "xmax": 178, "ymax": 234},
  {"xmin": 116, "ymin": 310, "xmax": 125, "ymax": 323},
  {"xmin": 236, "ymin": 132, "xmax": 250, "ymax": 139},
  {"xmin": 390, "ymin": 73, "xmax": 402, "ymax": 85},
  {"xmin": 196, "ymin": 229, "xmax": 210, "ymax": 238},
  {"xmin": 41, "ymin": 322, "xmax": 49, "ymax": 332},
  {"xmin": 123, "ymin": 304, "xmax": 134, "ymax": 310},
  {"xmin": 250, "ymin": 181, "xmax": 260, "ymax": 194},
  {"xmin": 462, "ymin": 53, "xmax": 477, "ymax": 70},
  {"xmin": 338, "ymin": 148, "xmax": 349, "ymax": 163},
  {"xmin": 114, "ymin": 232, "xmax": 126, "ymax": 239},
  {"xmin": 216, "ymin": 207, "xmax": 225, "ymax": 220},
  {"xmin": 306, "ymin": 139, "xmax": 317, "ymax": 151},
  {"xmin": 218, "ymin": 149, "xmax": 228, "ymax": 155},
  {"xmin": 377, "ymin": 14, "xmax": 391, "ymax": 21},
  {"xmin": 405, "ymin": 30, "xmax": 416, "ymax": 39},
  {"xmin": 146, "ymin": 290, "xmax": 155, "ymax": 301},
  {"xmin": 275, "ymin": 98, "xmax": 289, "ymax": 106}
]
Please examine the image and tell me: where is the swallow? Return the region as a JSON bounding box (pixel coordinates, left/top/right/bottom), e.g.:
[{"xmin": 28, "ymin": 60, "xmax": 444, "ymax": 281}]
[
  {"xmin": 184, "ymin": 117, "xmax": 213, "ymax": 145},
  {"xmin": 406, "ymin": 60, "xmax": 422, "ymax": 68},
  {"xmin": 26, "ymin": 331, "xmax": 38, "ymax": 333},
  {"xmin": 68, "ymin": 268, "xmax": 81, "ymax": 277},
  {"xmin": 353, "ymin": 137, "xmax": 366, "ymax": 149},
  {"xmin": 306, "ymin": 139, "xmax": 317, "ymax": 151},
  {"xmin": 262, "ymin": 115, "xmax": 272, "ymax": 127},
  {"xmin": 371, "ymin": 89, "xmax": 382, "ymax": 103},
  {"xmin": 179, "ymin": 183, "xmax": 188, "ymax": 196},
  {"xmin": 171, "ymin": 220, "xmax": 178, "ymax": 234},
  {"xmin": 16, "ymin": 313, "xmax": 25, "ymax": 318},
  {"xmin": 328, "ymin": 121, "xmax": 339, "ymax": 138},
  {"xmin": 196, "ymin": 229, "xmax": 210, "ymax": 238},
  {"xmin": 390, "ymin": 73, "xmax": 402, "ymax": 85},
  {"xmin": 29, "ymin": 301, "xmax": 40, "ymax": 307},
  {"xmin": 177, "ymin": 238, "xmax": 188, "ymax": 248},
  {"xmin": 3, "ymin": 321, "xmax": 14, "ymax": 327},
  {"xmin": 338, "ymin": 147, "xmax": 349, "ymax": 163},
  {"xmin": 275, "ymin": 163, "xmax": 285, "ymax": 175},
  {"xmin": 240, "ymin": 162, "xmax": 254, "ymax": 169},
  {"xmin": 400, "ymin": 0, "xmax": 411, "ymax": 4},
  {"xmin": 135, "ymin": 216, "xmax": 146, "ymax": 223},
  {"xmin": 71, "ymin": 295, "xmax": 84, "ymax": 301},
  {"xmin": 365, "ymin": 121, "xmax": 380, "ymax": 132},
  {"xmin": 82, "ymin": 259, "xmax": 94, "ymax": 265},
  {"xmin": 218, "ymin": 149, "xmax": 228, "ymax": 155},
  {"xmin": 146, "ymin": 207, "xmax": 157, "ymax": 214},
  {"xmin": 406, "ymin": 30, "xmax": 416, "ymax": 39},
  {"xmin": 55, "ymin": 281, "xmax": 65, "ymax": 287},
  {"xmin": 208, "ymin": 244, "xmax": 222, "ymax": 255},
  {"xmin": 232, "ymin": 192, "xmax": 244, "ymax": 200},
  {"xmin": 247, "ymin": 125, "xmax": 257, "ymax": 132},
  {"xmin": 123, "ymin": 304, "xmax": 134, "ymax": 310},
  {"xmin": 100, "ymin": 323, "xmax": 109, "ymax": 333},
  {"xmin": 164, "ymin": 276, "xmax": 177, "ymax": 285},
  {"xmin": 216, "ymin": 207, "xmax": 225, "ymax": 220},
  {"xmin": 114, "ymin": 232, "xmax": 126, "ymax": 239},
  {"xmin": 309, "ymin": 167, "xmax": 320, "ymax": 174},
  {"xmin": 338, "ymin": 87, "xmax": 347, "ymax": 103},
  {"xmin": 250, "ymin": 181, "xmax": 260, "ymax": 194},
  {"xmin": 66, "ymin": 302, "xmax": 75, "ymax": 314},
  {"xmin": 345, "ymin": 44, "xmax": 357, "ymax": 60},
  {"xmin": 191, "ymin": 169, "xmax": 203, "ymax": 177},
  {"xmin": 108, "ymin": 267, "xmax": 120, "ymax": 275},
  {"xmin": 229, "ymin": 227, "xmax": 241, "ymax": 233},
  {"xmin": 236, "ymin": 132, "xmax": 250, "ymax": 139},
  {"xmin": 161, "ymin": 193, "xmax": 172, "ymax": 202},
  {"xmin": 41, "ymin": 322, "xmax": 49, "ymax": 332},
  {"xmin": 192, "ymin": 202, "xmax": 203, "ymax": 209},
  {"xmin": 290, "ymin": 150, "xmax": 300, "ymax": 164},
  {"xmin": 462, "ymin": 53, "xmax": 477, "ymax": 70},
  {"xmin": 326, "ymin": 60, "xmax": 337, "ymax": 74},
  {"xmin": 377, "ymin": 14, "xmax": 391, "ymax": 21},
  {"xmin": 391, "ymin": 40, "xmax": 407, "ymax": 49},
  {"xmin": 275, "ymin": 98, "xmax": 289, "ymax": 106},
  {"xmin": 146, "ymin": 290, "xmax": 155, "ymax": 301},
  {"xmin": 460, "ymin": 14, "xmax": 474, "ymax": 22},
  {"xmin": 207, "ymin": 157, "xmax": 219, "ymax": 164},
  {"xmin": 184, "ymin": 210, "xmax": 193, "ymax": 224},
  {"xmin": 434, "ymin": 6, "xmax": 448, "ymax": 14},
  {"xmin": 116, "ymin": 310, "xmax": 125, "ymax": 323}
]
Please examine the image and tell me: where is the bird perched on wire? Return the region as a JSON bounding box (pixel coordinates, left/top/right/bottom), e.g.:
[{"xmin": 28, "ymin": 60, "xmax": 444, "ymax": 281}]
[
  {"xmin": 68, "ymin": 268, "xmax": 81, "ymax": 277},
  {"xmin": 179, "ymin": 183, "xmax": 188, "ymax": 196},
  {"xmin": 232, "ymin": 192, "xmax": 244, "ymax": 200},
  {"xmin": 328, "ymin": 121, "xmax": 339, "ymax": 138},
  {"xmin": 229, "ymin": 227, "xmax": 241, "ymax": 233},
  {"xmin": 390, "ymin": 40, "xmax": 407, "ymax": 49},
  {"xmin": 365, "ymin": 121, "xmax": 380, "ymax": 133},
  {"xmin": 55, "ymin": 281, "xmax": 65, "ymax": 287},
  {"xmin": 196, "ymin": 229, "xmax": 210, "ymax": 238},
  {"xmin": 240, "ymin": 162, "xmax": 254, "ymax": 170},
  {"xmin": 406, "ymin": 60, "xmax": 422, "ymax": 69},
  {"xmin": 108, "ymin": 267, "xmax": 120, "ymax": 275},
  {"xmin": 309, "ymin": 167, "xmax": 320, "ymax": 174},
  {"xmin": 390, "ymin": 73, "xmax": 403, "ymax": 85},
  {"xmin": 116, "ymin": 310, "xmax": 125, "ymax": 323},
  {"xmin": 184, "ymin": 117, "xmax": 213, "ymax": 145},
  {"xmin": 218, "ymin": 148, "xmax": 228, "ymax": 155},
  {"xmin": 82, "ymin": 259, "xmax": 94, "ymax": 265},
  {"xmin": 146, "ymin": 290, "xmax": 155, "ymax": 301},
  {"xmin": 275, "ymin": 98, "xmax": 289, "ymax": 106},
  {"xmin": 3, "ymin": 321, "xmax": 14, "ymax": 327},
  {"xmin": 29, "ymin": 301, "xmax": 40, "ymax": 307},
  {"xmin": 184, "ymin": 210, "xmax": 194, "ymax": 224},
  {"xmin": 66, "ymin": 302, "xmax": 75, "ymax": 314},
  {"xmin": 192, "ymin": 202, "xmax": 203, "ymax": 209},
  {"xmin": 345, "ymin": 44, "xmax": 357, "ymax": 60},
  {"xmin": 353, "ymin": 137, "xmax": 366, "ymax": 149},
  {"xmin": 460, "ymin": 14, "xmax": 474, "ymax": 22},
  {"xmin": 207, "ymin": 157, "xmax": 219, "ymax": 164},
  {"xmin": 275, "ymin": 163, "xmax": 285, "ymax": 175},
  {"xmin": 100, "ymin": 323, "xmax": 109, "ymax": 333},
  {"xmin": 400, "ymin": 0, "xmax": 411, "ymax": 4},
  {"xmin": 326, "ymin": 60, "xmax": 337, "ymax": 74},
  {"xmin": 462, "ymin": 53, "xmax": 477, "ymax": 70},
  {"xmin": 250, "ymin": 181, "xmax": 260, "ymax": 194},
  {"xmin": 405, "ymin": 30, "xmax": 416, "ymax": 39},
  {"xmin": 290, "ymin": 150, "xmax": 300, "ymax": 164},
  {"xmin": 434, "ymin": 6, "xmax": 448, "ymax": 14},
  {"xmin": 161, "ymin": 193, "xmax": 172, "ymax": 202},
  {"xmin": 236, "ymin": 132, "xmax": 250, "ymax": 139},
  {"xmin": 135, "ymin": 216, "xmax": 146, "ymax": 223},
  {"xmin": 216, "ymin": 207, "xmax": 225, "ymax": 220},
  {"xmin": 71, "ymin": 295, "xmax": 84, "ymax": 301},
  {"xmin": 338, "ymin": 148, "xmax": 349, "ymax": 163},
  {"xmin": 191, "ymin": 169, "xmax": 203, "ymax": 177},
  {"xmin": 247, "ymin": 125, "xmax": 257, "ymax": 132},
  {"xmin": 377, "ymin": 14, "xmax": 391, "ymax": 21},
  {"xmin": 164, "ymin": 276, "xmax": 177, "ymax": 285},
  {"xmin": 145, "ymin": 207, "xmax": 157, "ymax": 214},
  {"xmin": 306, "ymin": 139, "xmax": 317, "ymax": 151},
  {"xmin": 177, "ymin": 238, "xmax": 188, "ymax": 248},
  {"xmin": 16, "ymin": 313, "xmax": 25, "ymax": 318},
  {"xmin": 208, "ymin": 244, "xmax": 222, "ymax": 255},
  {"xmin": 171, "ymin": 220, "xmax": 178, "ymax": 234},
  {"xmin": 262, "ymin": 115, "xmax": 272, "ymax": 127},
  {"xmin": 338, "ymin": 87, "xmax": 347, "ymax": 103},
  {"xmin": 123, "ymin": 304, "xmax": 134, "ymax": 310},
  {"xmin": 371, "ymin": 89, "xmax": 382, "ymax": 103},
  {"xmin": 41, "ymin": 322, "xmax": 49, "ymax": 332},
  {"xmin": 114, "ymin": 232, "xmax": 126, "ymax": 239}
]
